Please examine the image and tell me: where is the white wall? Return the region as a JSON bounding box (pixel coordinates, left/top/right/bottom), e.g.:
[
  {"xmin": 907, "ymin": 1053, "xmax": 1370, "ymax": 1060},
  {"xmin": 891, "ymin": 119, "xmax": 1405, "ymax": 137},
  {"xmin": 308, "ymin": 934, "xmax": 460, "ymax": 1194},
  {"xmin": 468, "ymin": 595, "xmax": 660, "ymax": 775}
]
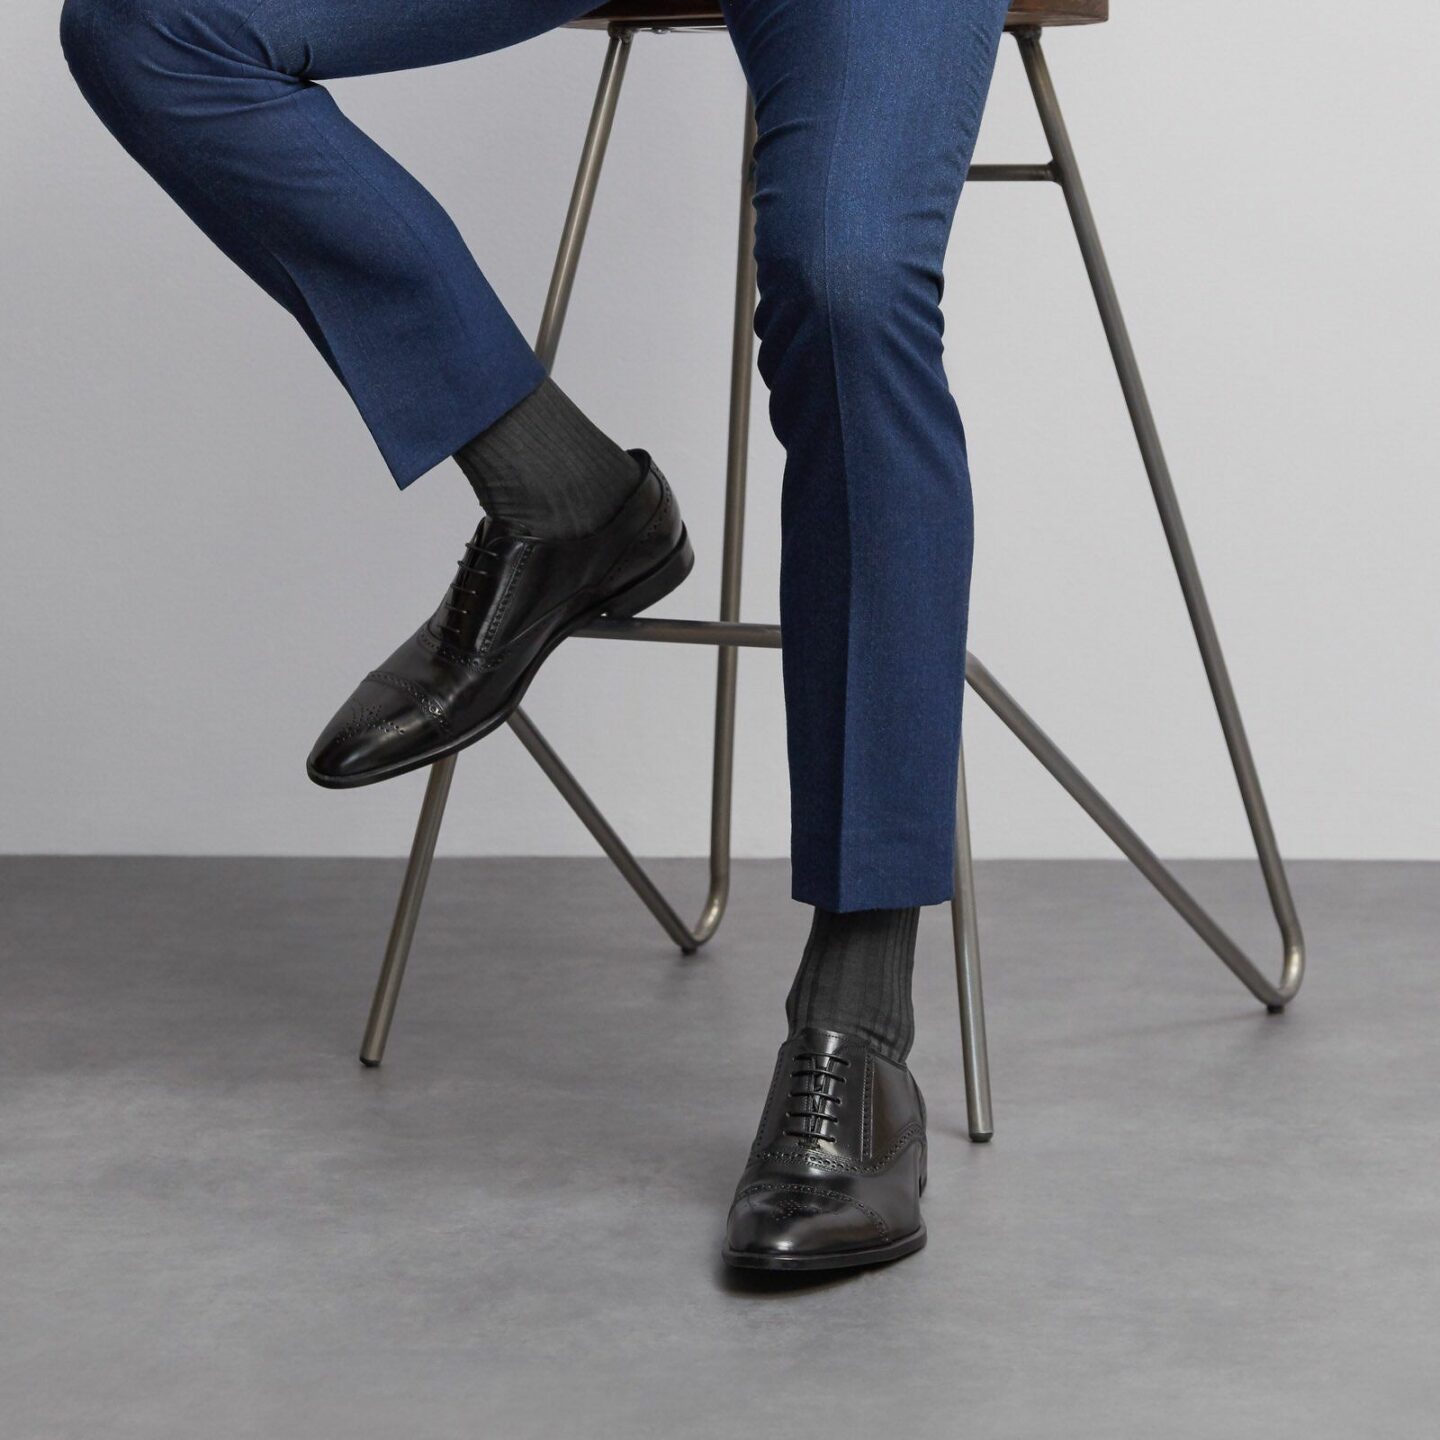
[{"xmin": 3, "ymin": 2, "xmax": 1437, "ymax": 860}]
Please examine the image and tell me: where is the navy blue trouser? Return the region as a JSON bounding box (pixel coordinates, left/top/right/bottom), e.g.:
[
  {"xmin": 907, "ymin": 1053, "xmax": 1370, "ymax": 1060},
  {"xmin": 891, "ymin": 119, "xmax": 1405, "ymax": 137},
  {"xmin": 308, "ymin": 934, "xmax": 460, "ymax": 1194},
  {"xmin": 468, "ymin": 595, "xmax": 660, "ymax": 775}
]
[{"xmin": 60, "ymin": 0, "xmax": 1010, "ymax": 911}]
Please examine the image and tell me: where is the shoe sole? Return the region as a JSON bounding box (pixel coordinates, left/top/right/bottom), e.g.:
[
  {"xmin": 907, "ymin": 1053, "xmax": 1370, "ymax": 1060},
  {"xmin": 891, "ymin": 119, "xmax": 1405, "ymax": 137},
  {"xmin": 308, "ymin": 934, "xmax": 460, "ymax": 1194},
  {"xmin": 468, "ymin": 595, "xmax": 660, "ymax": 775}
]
[
  {"xmin": 307, "ymin": 527, "xmax": 695, "ymax": 790},
  {"xmin": 721, "ymin": 1225, "xmax": 927, "ymax": 1273}
]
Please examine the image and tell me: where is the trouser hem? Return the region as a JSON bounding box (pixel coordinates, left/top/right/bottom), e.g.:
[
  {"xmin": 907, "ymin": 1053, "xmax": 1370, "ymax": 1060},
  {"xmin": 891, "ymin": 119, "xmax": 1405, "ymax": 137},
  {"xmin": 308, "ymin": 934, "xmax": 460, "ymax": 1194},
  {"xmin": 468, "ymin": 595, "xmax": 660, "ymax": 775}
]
[
  {"xmin": 790, "ymin": 832, "xmax": 955, "ymax": 913},
  {"xmin": 382, "ymin": 352, "xmax": 547, "ymax": 490}
]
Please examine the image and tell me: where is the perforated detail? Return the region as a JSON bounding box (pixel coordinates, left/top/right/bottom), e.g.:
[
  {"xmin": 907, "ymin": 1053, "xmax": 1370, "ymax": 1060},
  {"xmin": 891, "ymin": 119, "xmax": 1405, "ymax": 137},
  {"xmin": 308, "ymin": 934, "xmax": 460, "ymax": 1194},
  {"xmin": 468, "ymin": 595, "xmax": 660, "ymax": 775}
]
[
  {"xmin": 862, "ymin": 1052, "xmax": 874, "ymax": 1160},
  {"xmin": 599, "ymin": 476, "xmax": 673, "ymax": 590},
  {"xmin": 366, "ymin": 671, "xmax": 450, "ymax": 731},
  {"xmin": 476, "ymin": 542, "xmax": 534, "ymax": 660},
  {"xmin": 417, "ymin": 628, "xmax": 508, "ymax": 671},
  {"xmin": 754, "ymin": 1122, "xmax": 923, "ymax": 1177},
  {"xmin": 335, "ymin": 704, "xmax": 405, "ymax": 741},
  {"xmin": 736, "ymin": 1182, "xmax": 890, "ymax": 1241}
]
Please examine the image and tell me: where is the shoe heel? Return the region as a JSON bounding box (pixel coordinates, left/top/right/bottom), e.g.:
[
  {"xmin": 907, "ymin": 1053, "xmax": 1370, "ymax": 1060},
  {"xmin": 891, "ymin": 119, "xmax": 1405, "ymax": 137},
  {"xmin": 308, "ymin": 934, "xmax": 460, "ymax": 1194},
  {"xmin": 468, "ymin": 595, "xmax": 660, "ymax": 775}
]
[{"xmin": 603, "ymin": 529, "xmax": 695, "ymax": 619}]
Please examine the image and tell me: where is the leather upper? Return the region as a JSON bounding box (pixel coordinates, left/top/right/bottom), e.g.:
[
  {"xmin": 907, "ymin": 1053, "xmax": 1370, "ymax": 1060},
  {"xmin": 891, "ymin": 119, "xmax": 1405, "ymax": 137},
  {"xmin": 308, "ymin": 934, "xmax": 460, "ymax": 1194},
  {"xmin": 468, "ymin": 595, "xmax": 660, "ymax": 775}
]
[
  {"xmin": 725, "ymin": 1028, "xmax": 927, "ymax": 1262},
  {"xmin": 308, "ymin": 452, "xmax": 684, "ymax": 784}
]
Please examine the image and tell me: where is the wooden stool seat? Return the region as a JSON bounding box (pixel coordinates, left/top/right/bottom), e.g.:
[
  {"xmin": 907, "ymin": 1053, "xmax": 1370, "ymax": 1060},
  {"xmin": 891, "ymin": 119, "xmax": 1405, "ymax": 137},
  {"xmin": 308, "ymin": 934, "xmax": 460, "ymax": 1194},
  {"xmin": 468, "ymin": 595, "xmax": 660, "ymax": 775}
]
[{"xmin": 570, "ymin": 1, "xmax": 1107, "ymax": 31}]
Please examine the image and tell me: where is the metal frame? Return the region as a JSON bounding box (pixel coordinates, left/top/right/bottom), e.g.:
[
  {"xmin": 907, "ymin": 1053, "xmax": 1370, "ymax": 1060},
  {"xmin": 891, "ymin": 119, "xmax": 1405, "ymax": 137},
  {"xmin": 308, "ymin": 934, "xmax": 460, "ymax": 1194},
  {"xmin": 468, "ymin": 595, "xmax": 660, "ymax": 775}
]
[{"xmin": 358, "ymin": 24, "xmax": 1306, "ymax": 1145}]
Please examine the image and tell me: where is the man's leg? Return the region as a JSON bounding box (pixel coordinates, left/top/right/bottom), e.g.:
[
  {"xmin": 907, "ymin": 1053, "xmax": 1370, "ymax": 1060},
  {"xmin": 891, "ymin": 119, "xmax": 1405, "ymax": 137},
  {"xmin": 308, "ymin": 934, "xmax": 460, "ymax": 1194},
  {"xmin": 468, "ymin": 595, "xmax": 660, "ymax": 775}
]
[
  {"xmin": 60, "ymin": 0, "xmax": 600, "ymax": 486},
  {"xmin": 721, "ymin": 0, "xmax": 1009, "ymax": 1271},
  {"xmin": 61, "ymin": 0, "xmax": 694, "ymax": 785}
]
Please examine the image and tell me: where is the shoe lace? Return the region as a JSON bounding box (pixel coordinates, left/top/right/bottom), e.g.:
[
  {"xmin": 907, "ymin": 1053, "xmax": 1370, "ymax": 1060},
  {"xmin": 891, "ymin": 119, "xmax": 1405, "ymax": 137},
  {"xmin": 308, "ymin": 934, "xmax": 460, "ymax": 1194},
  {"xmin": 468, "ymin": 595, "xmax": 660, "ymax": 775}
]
[
  {"xmin": 437, "ymin": 529, "xmax": 503, "ymax": 642},
  {"xmin": 782, "ymin": 1051, "xmax": 850, "ymax": 1143}
]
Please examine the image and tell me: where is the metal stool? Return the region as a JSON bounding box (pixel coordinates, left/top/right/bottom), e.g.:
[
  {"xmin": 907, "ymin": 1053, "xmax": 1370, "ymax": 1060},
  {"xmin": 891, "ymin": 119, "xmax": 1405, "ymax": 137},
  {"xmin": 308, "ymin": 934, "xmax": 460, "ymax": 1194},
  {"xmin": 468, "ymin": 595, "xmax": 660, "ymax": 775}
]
[{"xmin": 357, "ymin": 0, "xmax": 1306, "ymax": 1141}]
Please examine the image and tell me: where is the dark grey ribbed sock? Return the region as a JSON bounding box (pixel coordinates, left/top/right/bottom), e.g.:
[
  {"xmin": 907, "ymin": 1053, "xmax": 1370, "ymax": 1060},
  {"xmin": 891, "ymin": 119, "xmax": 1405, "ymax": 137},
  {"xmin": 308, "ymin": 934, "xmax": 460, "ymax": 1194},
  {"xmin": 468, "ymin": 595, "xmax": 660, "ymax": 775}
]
[
  {"xmin": 785, "ymin": 906, "xmax": 921, "ymax": 1065},
  {"xmin": 454, "ymin": 377, "xmax": 643, "ymax": 539}
]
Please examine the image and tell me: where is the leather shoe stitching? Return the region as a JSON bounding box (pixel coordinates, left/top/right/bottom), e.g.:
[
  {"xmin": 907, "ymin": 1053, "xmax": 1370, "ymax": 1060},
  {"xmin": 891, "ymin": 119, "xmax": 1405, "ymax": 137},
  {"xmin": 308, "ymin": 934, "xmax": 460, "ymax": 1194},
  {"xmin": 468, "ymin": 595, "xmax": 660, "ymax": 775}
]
[
  {"xmin": 366, "ymin": 670, "xmax": 451, "ymax": 732},
  {"xmin": 598, "ymin": 479, "xmax": 672, "ymax": 591},
  {"xmin": 334, "ymin": 703, "xmax": 405, "ymax": 741},
  {"xmin": 417, "ymin": 629, "xmax": 507, "ymax": 671},
  {"xmin": 476, "ymin": 541, "xmax": 533, "ymax": 660},
  {"xmin": 736, "ymin": 1182, "xmax": 890, "ymax": 1242},
  {"xmin": 862, "ymin": 1052, "xmax": 874, "ymax": 1160},
  {"xmin": 754, "ymin": 1122, "xmax": 924, "ymax": 1176}
]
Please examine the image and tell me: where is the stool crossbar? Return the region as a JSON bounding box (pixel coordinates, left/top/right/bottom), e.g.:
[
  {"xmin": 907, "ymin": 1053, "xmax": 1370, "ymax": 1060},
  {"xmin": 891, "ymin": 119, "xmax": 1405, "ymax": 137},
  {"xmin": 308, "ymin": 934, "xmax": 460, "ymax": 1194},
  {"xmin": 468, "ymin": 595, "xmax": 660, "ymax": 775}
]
[{"xmin": 356, "ymin": 16, "xmax": 1307, "ymax": 1144}]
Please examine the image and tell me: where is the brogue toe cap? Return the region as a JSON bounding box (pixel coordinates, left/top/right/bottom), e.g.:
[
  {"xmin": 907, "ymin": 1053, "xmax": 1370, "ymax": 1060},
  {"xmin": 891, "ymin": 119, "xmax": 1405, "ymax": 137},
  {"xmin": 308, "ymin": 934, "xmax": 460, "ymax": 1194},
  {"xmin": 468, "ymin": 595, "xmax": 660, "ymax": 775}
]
[
  {"xmin": 725, "ymin": 1185, "xmax": 888, "ymax": 1260},
  {"xmin": 306, "ymin": 680, "xmax": 441, "ymax": 787}
]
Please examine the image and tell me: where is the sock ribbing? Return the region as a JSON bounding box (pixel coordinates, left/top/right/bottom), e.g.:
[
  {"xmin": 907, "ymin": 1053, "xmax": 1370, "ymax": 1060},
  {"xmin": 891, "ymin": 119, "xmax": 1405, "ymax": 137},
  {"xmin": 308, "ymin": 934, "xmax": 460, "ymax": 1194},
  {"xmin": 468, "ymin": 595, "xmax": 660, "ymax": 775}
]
[
  {"xmin": 454, "ymin": 377, "xmax": 642, "ymax": 539},
  {"xmin": 785, "ymin": 906, "xmax": 921, "ymax": 1064}
]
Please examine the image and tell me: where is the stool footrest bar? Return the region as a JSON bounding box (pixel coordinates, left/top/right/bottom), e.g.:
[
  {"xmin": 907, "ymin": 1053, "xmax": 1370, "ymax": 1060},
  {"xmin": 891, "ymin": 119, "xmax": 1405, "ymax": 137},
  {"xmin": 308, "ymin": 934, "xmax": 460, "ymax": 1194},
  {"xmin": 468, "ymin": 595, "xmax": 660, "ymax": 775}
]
[
  {"xmin": 968, "ymin": 162, "xmax": 1058, "ymax": 183},
  {"xmin": 578, "ymin": 617, "xmax": 781, "ymax": 647}
]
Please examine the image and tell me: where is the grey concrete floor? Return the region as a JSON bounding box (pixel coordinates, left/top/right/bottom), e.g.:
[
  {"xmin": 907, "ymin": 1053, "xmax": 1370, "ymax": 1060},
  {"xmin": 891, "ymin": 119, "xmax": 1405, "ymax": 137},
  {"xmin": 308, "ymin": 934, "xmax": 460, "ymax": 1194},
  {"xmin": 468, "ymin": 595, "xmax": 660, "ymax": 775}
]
[{"xmin": 2, "ymin": 857, "xmax": 1437, "ymax": 1438}]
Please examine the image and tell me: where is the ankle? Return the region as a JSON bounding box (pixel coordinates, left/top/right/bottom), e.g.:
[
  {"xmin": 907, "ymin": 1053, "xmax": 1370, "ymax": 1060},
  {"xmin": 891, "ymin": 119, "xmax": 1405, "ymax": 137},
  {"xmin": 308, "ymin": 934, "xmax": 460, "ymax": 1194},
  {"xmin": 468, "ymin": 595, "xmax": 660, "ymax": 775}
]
[
  {"xmin": 454, "ymin": 377, "xmax": 641, "ymax": 540},
  {"xmin": 785, "ymin": 906, "xmax": 920, "ymax": 1066}
]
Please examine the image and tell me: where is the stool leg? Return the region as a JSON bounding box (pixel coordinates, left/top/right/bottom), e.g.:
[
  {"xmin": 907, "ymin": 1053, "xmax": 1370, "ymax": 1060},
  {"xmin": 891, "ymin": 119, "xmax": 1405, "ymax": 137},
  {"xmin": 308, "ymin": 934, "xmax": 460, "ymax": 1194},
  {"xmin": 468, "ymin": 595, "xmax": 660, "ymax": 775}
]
[
  {"xmin": 996, "ymin": 30, "xmax": 1304, "ymax": 1007},
  {"xmin": 534, "ymin": 27, "xmax": 634, "ymax": 370},
  {"xmin": 508, "ymin": 93, "xmax": 759, "ymax": 950},
  {"xmin": 950, "ymin": 745, "xmax": 994, "ymax": 1141},
  {"xmin": 359, "ymin": 755, "xmax": 456, "ymax": 1066},
  {"xmin": 357, "ymin": 30, "xmax": 636, "ymax": 1066},
  {"xmin": 963, "ymin": 651, "xmax": 1297, "ymax": 1006},
  {"xmin": 697, "ymin": 94, "xmax": 759, "ymax": 940},
  {"xmin": 509, "ymin": 706, "xmax": 699, "ymax": 951}
]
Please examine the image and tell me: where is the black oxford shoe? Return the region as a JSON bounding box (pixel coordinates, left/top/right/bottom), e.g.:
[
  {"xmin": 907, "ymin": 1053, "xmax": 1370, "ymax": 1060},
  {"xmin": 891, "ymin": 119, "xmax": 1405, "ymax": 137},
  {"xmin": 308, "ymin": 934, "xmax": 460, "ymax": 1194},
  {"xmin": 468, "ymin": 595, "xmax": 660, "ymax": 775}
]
[
  {"xmin": 308, "ymin": 452, "xmax": 691, "ymax": 787},
  {"xmin": 723, "ymin": 1027, "xmax": 928, "ymax": 1272}
]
